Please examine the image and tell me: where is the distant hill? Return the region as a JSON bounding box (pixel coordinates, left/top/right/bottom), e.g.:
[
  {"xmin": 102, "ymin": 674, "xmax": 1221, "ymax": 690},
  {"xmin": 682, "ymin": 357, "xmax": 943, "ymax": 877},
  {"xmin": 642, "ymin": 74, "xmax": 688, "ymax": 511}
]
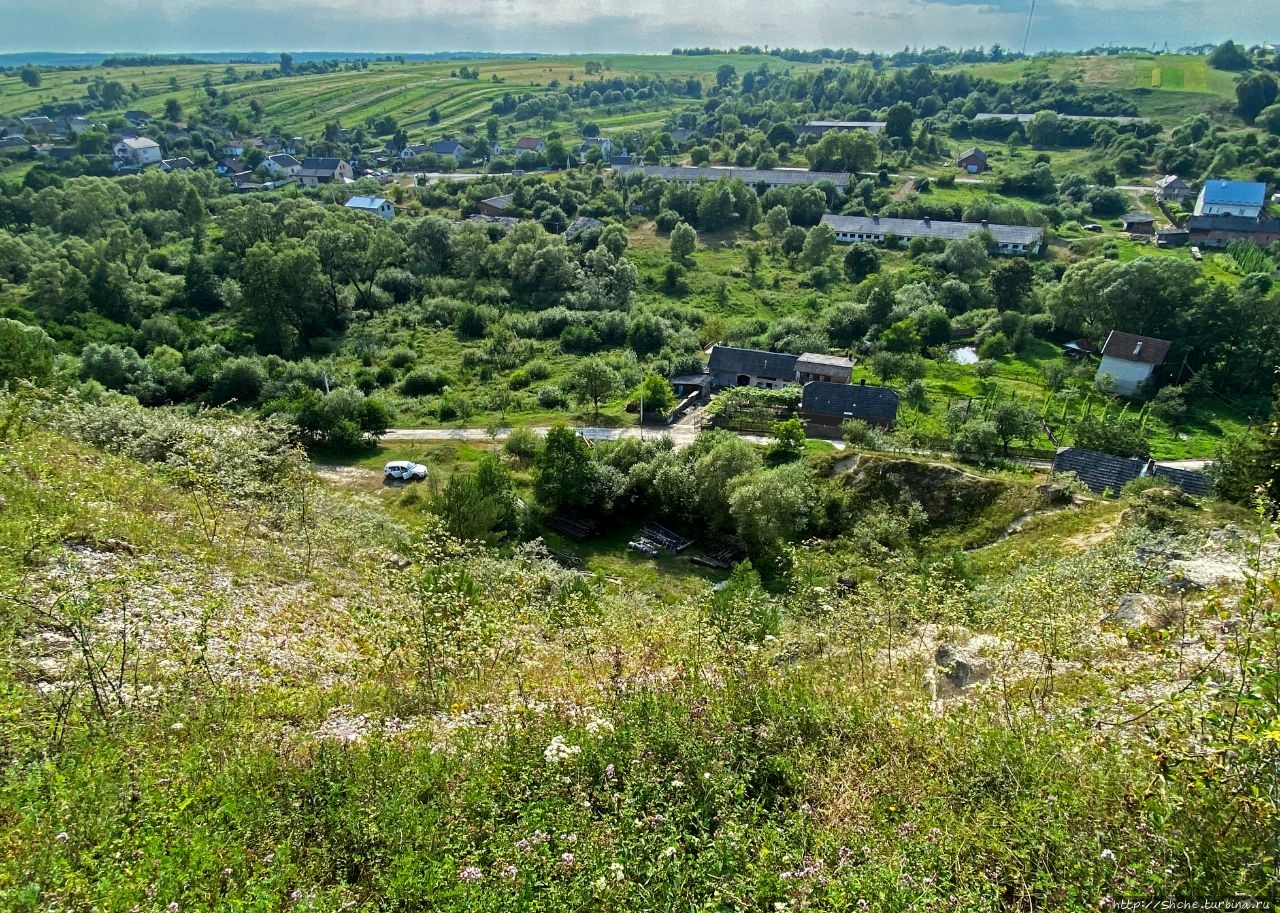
[{"xmin": 0, "ymin": 51, "xmax": 529, "ymax": 68}]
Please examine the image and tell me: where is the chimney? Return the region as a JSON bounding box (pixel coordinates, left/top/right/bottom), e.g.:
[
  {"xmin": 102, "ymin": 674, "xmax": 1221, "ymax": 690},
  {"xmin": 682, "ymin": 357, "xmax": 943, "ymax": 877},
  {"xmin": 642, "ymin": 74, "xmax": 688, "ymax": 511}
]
[
  {"xmin": 872, "ymin": 215, "xmax": 879, "ymax": 224},
  {"xmin": 980, "ymin": 219, "xmax": 988, "ymax": 228},
  {"xmin": 923, "ymin": 216, "xmax": 931, "ymax": 227}
]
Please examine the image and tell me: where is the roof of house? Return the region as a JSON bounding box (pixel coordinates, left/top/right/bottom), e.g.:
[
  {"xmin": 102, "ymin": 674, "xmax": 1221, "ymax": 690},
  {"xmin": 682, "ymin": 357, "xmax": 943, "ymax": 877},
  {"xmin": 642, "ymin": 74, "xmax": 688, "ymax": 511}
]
[
  {"xmin": 670, "ymin": 373, "xmax": 711, "ymax": 387},
  {"xmin": 268, "ymin": 153, "xmax": 300, "ymax": 168},
  {"xmin": 161, "ymin": 157, "xmax": 194, "ymax": 170},
  {"xmin": 1198, "ymin": 179, "xmax": 1267, "ymax": 208},
  {"xmin": 958, "ymin": 147, "xmax": 987, "ymax": 161},
  {"xmin": 801, "ymin": 381, "xmax": 900, "ymax": 424},
  {"xmin": 1100, "ymin": 330, "xmax": 1171, "ymax": 366},
  {"xmin": 820, "ymin": 213, "xmax": 1044, "ymax": 247},
  {"xmin": 20, "ymin": 115, "xmax": 54, "ymax": 127},
  {"xmin": 118, "ymin": 136, "xmax": 160, "ymax": 150},
  {"xmin": 973, "ymin": 112, "xmax": 1150, "ymax": 124},
  {"xmin": 1156, "ymin": 174, "xmax": 1188, "ymax": 189},
  {"xmin": 1051, "ymin": 448, "xmax": 1145, "ymax": 494},
  {"xmin": 515, "ymin": 136, "xmax": 544, "ymax": 150},
  {"xmin": 1121, "ymin": 211, "xmax": 1156, "ymax": 224},
  {"xmin": 564, "ymin": 216, "xmax": 604, "ymax": 239},
  {"xmin": 430, "ymin": 140, "xmax": 464, "ymax": 155},
  {"xmin": 796, "ymin": 353, "xmax": 855, "ymax": 372},
  {"xmin": 479, "ymin": 193, "xmax": 513, "ymax": 211},
  {"xmin": 300, "ymin": 156, "xmax": 346, "ymax": 171},
  {"xmin": 403, "ymin": 143, "xmax": 430, "ymax": 155},
  {"xmin": 580, "ymin": 137, "xmax": 610, "ymax": 146},
  {"xmin": 1052, "ymin": 448, "xmax": 1210, "ymax": 496},
  {"xmin": 804, "ymin": 120, "xmax": 886, "ymax": 130},
  {"xmin": 1188, "ymin": 214, "xmax": 1280, "ymax": 234},
  {"xmin": 613, "ymin": 164, "xmax": 851, "ymax": 187},
  {"xmin": 708, "ymin": 345, "xmax": 799, "ymax": 379},
  {"xmin": 0, "ymin": 135, "xmax": 31, "ymax": 148},
  {"xmin": 345, "ymin": 196, "xmax": 391, "ymax": 210}
]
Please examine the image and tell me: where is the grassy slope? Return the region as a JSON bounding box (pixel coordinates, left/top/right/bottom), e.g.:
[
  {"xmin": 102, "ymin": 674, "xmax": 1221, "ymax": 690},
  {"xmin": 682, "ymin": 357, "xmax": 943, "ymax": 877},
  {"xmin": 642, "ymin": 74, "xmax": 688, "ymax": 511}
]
[
  {"xmin": 950, "ymin": 54, "xmax": 1239, "ymax": 118},
  {"xmin": 2, "ymin": 403, "xmax": 1273, "ymax": 910}
]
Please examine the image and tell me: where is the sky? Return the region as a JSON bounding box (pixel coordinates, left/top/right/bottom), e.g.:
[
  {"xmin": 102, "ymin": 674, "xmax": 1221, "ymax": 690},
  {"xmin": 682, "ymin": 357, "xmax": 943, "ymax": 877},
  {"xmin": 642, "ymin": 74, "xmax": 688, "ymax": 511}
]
[{"xmin": 0, "ymin": 0, "xmax": 1273, "ymax": 55}]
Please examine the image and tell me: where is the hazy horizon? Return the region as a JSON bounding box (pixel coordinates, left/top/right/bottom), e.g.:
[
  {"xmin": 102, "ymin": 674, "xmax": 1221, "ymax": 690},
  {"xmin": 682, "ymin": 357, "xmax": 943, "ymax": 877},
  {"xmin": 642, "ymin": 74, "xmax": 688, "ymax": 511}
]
[{"xmin": 0, "ymin": 0, "xmax": 1274, "ymax": 59}]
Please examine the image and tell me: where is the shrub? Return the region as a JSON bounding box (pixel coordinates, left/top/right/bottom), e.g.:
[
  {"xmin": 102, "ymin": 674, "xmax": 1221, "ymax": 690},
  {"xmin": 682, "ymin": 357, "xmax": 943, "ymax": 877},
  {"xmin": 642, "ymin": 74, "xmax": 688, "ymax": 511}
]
[
  {"xmin": 387, "ymin": 347, "xmax": 417, "ymax": 370},
  {"xmin": 504, "ymin": 425, "xmax": 543, "ymax": 462},
  {"xmin": 536, "ymin": 385, "xmax": 569, "ymax": 409},
  {"xmin": 400, "ymin": 368, "xmax": 450, "ymax": 396}
]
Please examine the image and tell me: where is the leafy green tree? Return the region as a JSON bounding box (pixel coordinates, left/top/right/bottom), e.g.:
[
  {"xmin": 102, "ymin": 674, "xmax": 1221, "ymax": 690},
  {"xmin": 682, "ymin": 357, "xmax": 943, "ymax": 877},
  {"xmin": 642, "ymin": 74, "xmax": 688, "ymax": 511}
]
[
  {"xmin": 764, "ymin": 205, "xmax": 790, "ymax": 236},
  {"xmin": 952, "ymin": 419, "xmax": 1000, "ymax": 461},
  {"xmin": 0, "ymin": 318, "xmax": 56, "ymax": 387},
  {"xmin": 1072, "ymin": 414, "xmax": 1150, "ymax": 459},
  {"xmin": 768, "ymin": 417, "xmax": 807, "ymax": 462},
  {"xmin": 1235, "ymin": 73, "xmax": 1278, "ymax": 123},
  {"xmin": 801, "ymin": 223, "xmax": 836, "ymax": 266},
  {"xmin": 534, "ymin": 424, "xmax": 593, "ymax": 511},
  {"xmin": 238, "ymin": 240, "xmax": 326, "ymax": 356},
  {"xmin": 1208, "ymin": 40, "xmax": 1251, "ymax": 71},
  {"xmin": 780, "ymin": 225, "xmax": 807, "ymax": 258},
  {"xmin": 843, "ymin": 242, "xmax": 880, "ymax": 282},
  {"xmin": 570, "ymin": 358, "xmax": 620, "ymax": 419},
  {"xmin": 989, "ymin": 258, "xmax": 1035, "ymax": 310},
  {"xmin": 164, "ymin": 98, "xmax": 183, "ymax": 121},
  {"xmin": 880, "ymin": 318, "xmax": 921, "ymax": 354},
  {"xmin": 728, "ymin": 462, "xmax": 815, "ymax": 554},
  {"xmin": 634, "ymin": 373, "xmax": 675, "ymax": 419},
  {"xmin": 989, "ymin": 399, "xmax": 1040, "ymax": 455},
  {"xmin": 19, "ymin": 65, "xmax": 41, "ymax": 88},
  {"xmin": 805, "ymin": 130, "xmax": 877, "ymax": 172},
  {"xmin": 669, "ymin": 222, "xmax": 696, "ymax": 259}
]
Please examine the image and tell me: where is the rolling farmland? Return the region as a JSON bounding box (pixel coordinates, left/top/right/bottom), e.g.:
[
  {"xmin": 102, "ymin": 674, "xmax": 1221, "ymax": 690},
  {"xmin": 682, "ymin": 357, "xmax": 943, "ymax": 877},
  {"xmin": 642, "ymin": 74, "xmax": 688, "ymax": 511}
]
[{"xmin": 0, "ymin": 53, "xmax": 815, "ymax": 139}]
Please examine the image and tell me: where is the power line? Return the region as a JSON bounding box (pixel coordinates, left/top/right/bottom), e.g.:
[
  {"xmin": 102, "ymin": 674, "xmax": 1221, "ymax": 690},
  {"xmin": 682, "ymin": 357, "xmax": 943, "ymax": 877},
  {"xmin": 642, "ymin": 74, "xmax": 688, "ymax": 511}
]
[{"xmin": 1021, "ymin": 0, "xmax": 1037, "ymax": 56}]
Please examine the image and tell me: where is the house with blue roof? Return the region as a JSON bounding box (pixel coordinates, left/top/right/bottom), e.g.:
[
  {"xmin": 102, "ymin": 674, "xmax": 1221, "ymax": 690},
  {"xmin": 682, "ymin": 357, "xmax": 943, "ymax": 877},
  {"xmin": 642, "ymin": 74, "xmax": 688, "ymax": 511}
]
[
  {"xmin": 344, "ymin": 196, "xmax": 395, "ymax": 220},
  {"xmin": 1194, "ymin": 179, "xmax": 1267, "ymax": 219}
]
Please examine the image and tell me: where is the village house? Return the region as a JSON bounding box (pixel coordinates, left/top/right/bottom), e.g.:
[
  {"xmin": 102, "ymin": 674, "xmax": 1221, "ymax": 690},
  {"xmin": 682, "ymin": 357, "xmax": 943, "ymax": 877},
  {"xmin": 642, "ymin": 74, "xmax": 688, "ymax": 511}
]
[
  {"xmin": 957, "ymin": 147, "xmax": 990, "ymax": 173},
  {"xmin": 1095, "ymin": 330, "xmax": 1171, "ymax": 397},
  {"xmin": 514, "ymin": 136, "xmax": 546, "ymax": 154},
  {"xmin": 578, "ymin": 137, "xmax": 613, "ymax": 158},
  {"xmin": 1187, "ymin": 214, "xmax": 1280, "ymax": 248},
  {"xmin": 344, "ymin": 196, "xmax": 395, "ymax": 220},
  {"xmin": 1120, "ymin": 212, "xmax": 1156, "ymax": 235},
  {"xmin": 123, "ymin": 110, "xmax": 149, "ymax": 128},
  {"xmin": 430, "ymin": 140, "xmax": 467, "ymax": 160},
  {"xmin": 801, "ymin": 380, "xmax": 899, "ymax": 432},
  {"xmin": 612, "ymin": 163, "xmax": 851, "ymax": 191},
  {"xmin": 821, "ymin": 214, "xmax": 1043, "ymax": 255},
  {"xmin": 708, "ymin": 346, "xmax": 800, "ymax": 390},
  {"xmin": 297, "ymin": 157, "xmax": 354, "ymax": 185},
  {"xmin": 19, "ymin": 115, "xmax": 55, "ymax": 133},
  {"xmin": 1194, "ymin": 179, "xmax": 1266, "ymax": 218},
  {"xmin": 0, "ymin": 135, "xmax": 32, "ymax": 152},
  {"xmin": 564, "ymin": 216, "xmax": 604, "ymax": 240},
  {"xmin": 799, "ymin": 120, "xmax": 886, "ymax": 135},
  {"xmin": 64, "ymin": 116, "xmax": 96, "ymax": 135},
  {"xmin": 113, "ymin": 136, "xmax": 162, "ymax": 166},
  {"xmin": 263, "ymin": 153, "xmax": 302, "ymax": 177},
  {"xmin": 160, "ymin": 157, "xmax": 195, "ymax": 172},
  {"xmin": 476, "ymin": 194, "xmax": 514, "ymax": 217},
  {"xmin": 1155, "ymin": 174, "xmax": 1190, "ymax": 203},
  {"xmin": 400, "ymin": 143, "xmax": 430, "ymax": 160},
  {"xmin": 795, "ymin": 353, "xmax": 855, "ymax": 384}
]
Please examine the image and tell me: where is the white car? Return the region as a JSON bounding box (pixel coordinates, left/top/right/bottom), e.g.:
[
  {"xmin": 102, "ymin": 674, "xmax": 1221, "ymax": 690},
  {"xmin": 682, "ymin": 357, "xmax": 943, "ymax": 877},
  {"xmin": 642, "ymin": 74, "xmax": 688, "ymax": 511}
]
[{"xmin": 384, "ymin": 460, "xmax": 428, "ymax": 482}]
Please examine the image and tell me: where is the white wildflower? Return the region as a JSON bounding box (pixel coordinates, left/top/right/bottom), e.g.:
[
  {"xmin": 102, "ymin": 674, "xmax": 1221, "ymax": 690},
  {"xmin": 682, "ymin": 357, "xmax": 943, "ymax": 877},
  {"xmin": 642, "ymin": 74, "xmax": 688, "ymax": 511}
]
[{"xmin": 543, "ymin": 735, "xmax": 581, "ymax": 765}]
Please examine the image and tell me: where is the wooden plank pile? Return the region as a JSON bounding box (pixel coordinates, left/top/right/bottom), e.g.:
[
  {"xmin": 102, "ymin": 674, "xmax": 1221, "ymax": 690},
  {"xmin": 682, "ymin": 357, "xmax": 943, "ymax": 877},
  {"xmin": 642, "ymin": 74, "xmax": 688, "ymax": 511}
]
[{"xmin": 547, "ymin": 515, "xmax": 598, "ymax": 541}]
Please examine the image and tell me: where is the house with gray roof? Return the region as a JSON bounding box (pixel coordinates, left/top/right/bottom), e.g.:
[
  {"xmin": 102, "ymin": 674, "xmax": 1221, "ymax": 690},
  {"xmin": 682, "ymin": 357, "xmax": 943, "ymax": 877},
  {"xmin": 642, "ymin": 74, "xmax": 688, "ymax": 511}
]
[
  {"xmin": 298, "ymin": 157, "xmax": 354, "ymax": 185},
  {"xmin": 801, "ymin": 380, "xmax": 899, "ymax": 429},
  {"xmin": 613, "ymin": 164, "xmax": 851, "ymax": 191},
  {"xmin": 1096, "ymin": 330, "xmax": 1171, "ymax": 396},
  {"xmin": 264, "ymin": 153, "xmax": 301, "ymax": 177},
  {"xmin": 796, "ymin": 353, "xmax": 855, "ymax": 384},
  {"xmin": 1194, "ymin": 179, "xmax": 1267, "ymax": 218},
  {"xmin": 821, "ymin": 214, "xmax": 1043, "ymax": 255},
  {"xmin": 430, "ymin": 140, "xmax": 467, "ymax": 160},
  {"xmin": 476, "ymin": 194, "xmax": 514, "ymax": 217},
  {"xmin": 1155, "ymin": 174, "xmax": 1190, "ymax": 203},
  {"xmin": 707, "ymin": 346, "xmax": 800, "ymax": 390},
  {"xmin": 801, "ymin": 120, "xmax": 886, "ymax": 135}
]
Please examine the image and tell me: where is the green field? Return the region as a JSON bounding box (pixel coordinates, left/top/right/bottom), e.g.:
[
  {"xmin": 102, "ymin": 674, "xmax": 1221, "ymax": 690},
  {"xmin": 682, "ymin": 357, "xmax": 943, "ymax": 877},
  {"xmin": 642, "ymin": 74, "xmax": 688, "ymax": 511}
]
[
  {"xmin": 0, "ymin": 53, "xmax": 817, "ymax": 138},
  {"xmin": 951, "ymin": 54, "xmax": 1239, "ymax": 118}
]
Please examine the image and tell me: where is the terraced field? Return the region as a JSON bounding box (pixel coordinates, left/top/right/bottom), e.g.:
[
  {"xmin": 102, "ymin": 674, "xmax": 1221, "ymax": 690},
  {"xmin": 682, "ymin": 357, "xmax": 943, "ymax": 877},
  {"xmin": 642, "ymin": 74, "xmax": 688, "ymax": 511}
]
[{"xmin": 0, "ymin": 52, "xmax": 812, "ymax": 139}]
